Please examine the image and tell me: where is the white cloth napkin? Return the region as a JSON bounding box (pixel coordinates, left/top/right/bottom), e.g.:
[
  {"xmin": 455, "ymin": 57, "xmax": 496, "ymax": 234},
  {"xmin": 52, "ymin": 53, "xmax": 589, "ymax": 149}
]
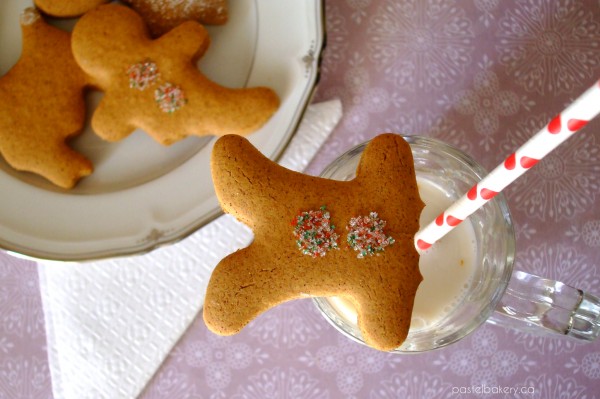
[{"xmin": 37, "ymin": 99, "xmax": 342, "ymax": 399}]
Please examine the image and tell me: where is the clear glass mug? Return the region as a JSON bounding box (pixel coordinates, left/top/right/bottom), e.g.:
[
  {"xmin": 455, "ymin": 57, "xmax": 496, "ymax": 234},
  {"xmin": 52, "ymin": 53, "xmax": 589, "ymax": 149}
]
[{"xmin": 313, "ymin": 135, "xmax": 600, "ymax": 353}]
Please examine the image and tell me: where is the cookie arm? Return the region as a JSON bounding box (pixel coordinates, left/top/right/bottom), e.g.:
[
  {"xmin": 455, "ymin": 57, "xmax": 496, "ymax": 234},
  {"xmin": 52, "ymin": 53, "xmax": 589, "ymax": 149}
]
[
  {"xmin": 211, "ymin": 135, "xmax": 288, "ymax": 227},
  {"xmin": 156, "ymin": 21, "xmax": 210, "ymax": 61},
  {"xmin": 203, "ymin": 247, "xmax": 277, "ymax": 335}
]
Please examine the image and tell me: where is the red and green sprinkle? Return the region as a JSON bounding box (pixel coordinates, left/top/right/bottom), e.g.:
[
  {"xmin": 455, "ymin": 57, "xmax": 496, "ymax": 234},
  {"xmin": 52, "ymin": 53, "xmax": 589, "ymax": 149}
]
[
  {"xmin": 346, "ymin": 212, "xmax": 395, "ymax": 258},
  {"xmin": 292, "ymin": 205, "xmax": 339, "ymax": 258},
  {"xmin": 154, "ymin": 82, "xmax": 187, "ymax": 113},
  {"xmin": 127, "ymin": 60, "xmax": 160, "ymax": 90}
]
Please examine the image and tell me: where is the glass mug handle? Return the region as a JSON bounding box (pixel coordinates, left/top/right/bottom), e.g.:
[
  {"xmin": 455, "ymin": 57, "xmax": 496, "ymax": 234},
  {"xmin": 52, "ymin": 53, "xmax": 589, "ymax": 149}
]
[{"xmin": 487, "ymin": 270, "xmax": 600, "ymax": 341}]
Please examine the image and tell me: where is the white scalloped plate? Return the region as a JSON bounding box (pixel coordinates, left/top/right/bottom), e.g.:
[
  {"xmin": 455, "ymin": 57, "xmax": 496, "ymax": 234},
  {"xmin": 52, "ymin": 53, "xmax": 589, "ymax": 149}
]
[{"xmin": 0, "ymin": 0, "xmax": 324, "ymax": 261}]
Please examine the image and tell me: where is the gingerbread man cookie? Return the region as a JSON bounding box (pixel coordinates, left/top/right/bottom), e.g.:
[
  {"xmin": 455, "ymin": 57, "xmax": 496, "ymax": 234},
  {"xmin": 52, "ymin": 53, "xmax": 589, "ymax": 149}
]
[
  {"xmin": 204, "ymin": 133, "xmax": 425, "ymax": 352},
  {"xmin": 0, "ymin": 8, "xmax": 92, "ymax": 189},
  {"xmin": 34, "ymin": 0, "xmax": 109, "ymax": 18},
  {"xmin": 71, "ymin": 4, "xmax": 279, "ymax": 146},
  {"xmin": 122, "ymin": 0, "xmax": 228, "ymax": 37}
]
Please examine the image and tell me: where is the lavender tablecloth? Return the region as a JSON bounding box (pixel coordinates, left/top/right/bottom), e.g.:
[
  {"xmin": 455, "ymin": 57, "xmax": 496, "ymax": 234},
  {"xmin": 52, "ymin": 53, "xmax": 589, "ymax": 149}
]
[{"xmin": 2, "ymin": 0, "xmax": 600, "ymax": 397}]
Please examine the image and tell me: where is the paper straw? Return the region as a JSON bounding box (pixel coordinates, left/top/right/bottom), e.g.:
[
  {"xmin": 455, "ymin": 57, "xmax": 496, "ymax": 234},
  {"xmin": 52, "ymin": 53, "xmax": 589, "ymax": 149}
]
[{"xmin": 415, "ymin": 78, "xmax": 600, "ymax": 251}]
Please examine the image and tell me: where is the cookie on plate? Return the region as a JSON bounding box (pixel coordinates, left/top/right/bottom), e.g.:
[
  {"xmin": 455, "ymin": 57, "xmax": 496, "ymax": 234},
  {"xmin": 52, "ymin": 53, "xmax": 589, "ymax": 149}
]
[
  {"xmin": 122, "ymin": 0, "xmax": 228, "ymax": 37},
  {"xmin": 34, "ymin": 0, "xmax": 109, "ymax": 18},
  {"xmin": 204, "ymin": 133, "xmax": 425, "ymax": 352},
  {"xmin": 0, "ymin": 8, "xmax": 92, "ymax": 189},
  {"xmin": 71, "ymin": 4, "xmax": 279, "ymax": 145}
]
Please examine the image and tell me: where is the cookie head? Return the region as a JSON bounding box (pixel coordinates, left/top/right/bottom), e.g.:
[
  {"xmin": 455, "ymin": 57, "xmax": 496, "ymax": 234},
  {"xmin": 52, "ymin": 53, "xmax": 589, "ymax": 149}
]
[
  {"xmin": 71, "ymin": 4, "xmax": 279, "ymax": 146},
  {"xmin": 204, "ymin": 133, "xmax": 425, "ymax": 351}
]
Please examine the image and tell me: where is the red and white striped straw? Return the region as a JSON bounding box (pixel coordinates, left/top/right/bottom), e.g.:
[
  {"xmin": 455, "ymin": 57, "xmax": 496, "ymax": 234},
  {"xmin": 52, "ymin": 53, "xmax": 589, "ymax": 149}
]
[{"xmin": 415, "ymin": 78, "xmax": 600, "ymax": 251}]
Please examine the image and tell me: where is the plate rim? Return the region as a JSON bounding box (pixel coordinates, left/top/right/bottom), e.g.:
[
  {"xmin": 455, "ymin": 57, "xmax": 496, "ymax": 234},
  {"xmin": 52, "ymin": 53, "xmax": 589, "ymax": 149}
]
[{"xmin": 1, "ymin": 0, "xmax": 326, "ymax": 262}]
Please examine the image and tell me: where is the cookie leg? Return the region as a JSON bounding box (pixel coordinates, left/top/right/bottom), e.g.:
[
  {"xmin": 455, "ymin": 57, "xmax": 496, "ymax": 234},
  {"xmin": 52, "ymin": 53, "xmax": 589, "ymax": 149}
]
[
  {"xmin": 1, "ymin": 141, "xmax": 92, "ymax": 189},
  {"xmin": 47, "ymin": 143, "xmax": 94, "ymax": 188},
  {"xmin": 356, "ymin": 294, "xmax": 415, "ymax": 352}
]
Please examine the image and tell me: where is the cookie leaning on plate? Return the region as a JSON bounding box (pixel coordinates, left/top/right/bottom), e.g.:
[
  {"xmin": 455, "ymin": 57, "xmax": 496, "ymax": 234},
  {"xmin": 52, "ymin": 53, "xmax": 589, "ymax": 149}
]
[
  {"xmin": 0, "ymin": 8, "xmax": 93, "ymax": 189},
  {"xmin": 71, "ymin": 4, "xmax": 280, "ymax": 146},
  {"xmin": 204, "ymin": 133, "xmax": 425, "ymax": 352},
  {"xmin": 122, "ymin": 0, "xmax": 228, "ymax": 37}
]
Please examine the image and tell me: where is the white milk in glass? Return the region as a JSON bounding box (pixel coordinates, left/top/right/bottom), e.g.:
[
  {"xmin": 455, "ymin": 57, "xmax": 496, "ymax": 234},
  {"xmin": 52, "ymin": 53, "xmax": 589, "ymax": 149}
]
[{"xmin": 329, "ymin": 177, "xmax": 478, "ymax": 332}]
